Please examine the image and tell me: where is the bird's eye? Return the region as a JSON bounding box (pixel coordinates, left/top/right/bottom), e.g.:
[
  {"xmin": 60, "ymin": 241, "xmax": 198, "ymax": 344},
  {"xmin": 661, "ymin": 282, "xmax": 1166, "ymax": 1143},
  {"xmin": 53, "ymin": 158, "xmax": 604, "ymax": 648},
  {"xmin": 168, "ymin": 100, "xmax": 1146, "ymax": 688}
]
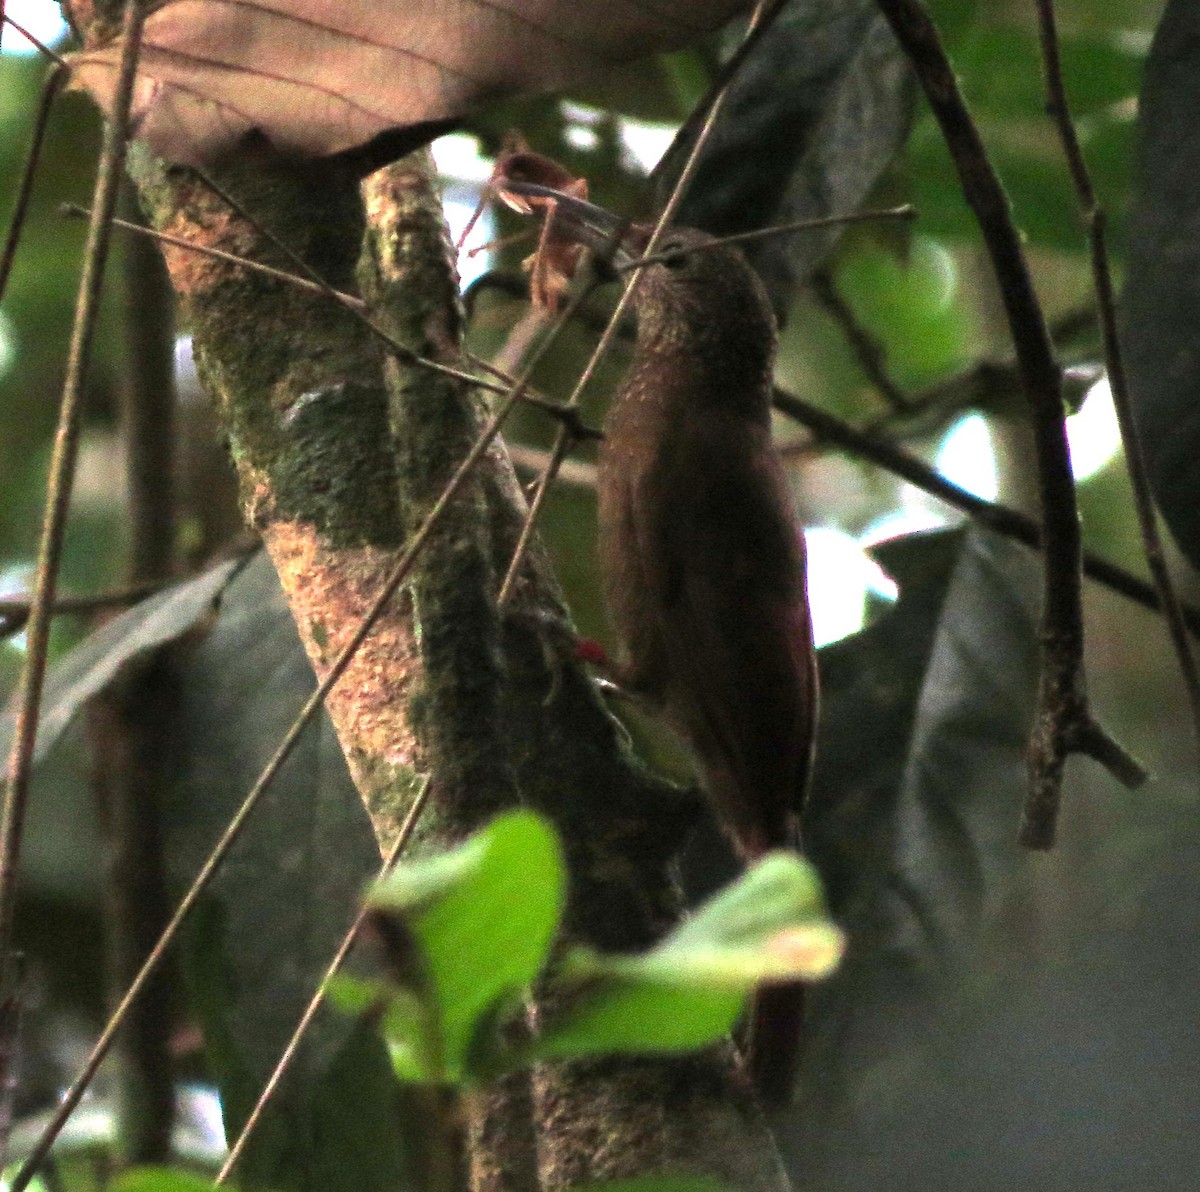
[{"xmin": 660, "ymin": 242, "xmax": 688, "ymax": 269}]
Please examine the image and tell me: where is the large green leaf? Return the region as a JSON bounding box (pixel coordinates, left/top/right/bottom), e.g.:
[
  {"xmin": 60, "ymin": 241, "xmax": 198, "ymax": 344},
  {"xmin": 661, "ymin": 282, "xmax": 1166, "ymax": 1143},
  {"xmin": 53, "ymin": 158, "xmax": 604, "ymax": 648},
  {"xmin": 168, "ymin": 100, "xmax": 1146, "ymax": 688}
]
[{"xmin": 537, "ymin": 854, "xmax": 841, "ymax": 1060}]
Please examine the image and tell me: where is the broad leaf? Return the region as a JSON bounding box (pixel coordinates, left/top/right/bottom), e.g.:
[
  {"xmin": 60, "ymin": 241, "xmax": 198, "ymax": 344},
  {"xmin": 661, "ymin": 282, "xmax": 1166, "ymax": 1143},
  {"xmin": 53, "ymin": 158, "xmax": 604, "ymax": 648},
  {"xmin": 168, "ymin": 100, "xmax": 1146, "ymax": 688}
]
[
  {"xmin": 0, "ymin": 557, "xmax": 240, "ymax": 765},
  {"xmin": 69, "ymin": 0, "xmax": 754, "ymax": 167},
  {"xmin": 663, "ymin": 0, "xmax": 913, "ymax": 304},
  {"xmin": 810, "ymin": 526, "xmax": 1039, "ymax": 992},
  {"xmin": 785, "ymin": 528, "xmax": 1039, "ymax": 1171},
  {"xmin": 166, "ymin": 553, "xmax": 407, "ymax": 1192},
  {"xmin": 367, "ymin": 809, "xmax": 565, "ymax": 1081},
  {"xmin": 536, "ymin": 854, "xmax": 841, "ymax": 1061},
  {"xmin": 1123, "ymin": 0, "xmax": 1200, "ymax": 570}
]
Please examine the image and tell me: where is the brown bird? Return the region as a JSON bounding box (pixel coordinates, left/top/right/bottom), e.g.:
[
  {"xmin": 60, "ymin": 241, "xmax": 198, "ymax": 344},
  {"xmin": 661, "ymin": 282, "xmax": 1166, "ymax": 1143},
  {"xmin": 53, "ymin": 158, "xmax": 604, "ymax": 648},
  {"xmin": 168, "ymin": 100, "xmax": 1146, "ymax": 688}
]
[{"xmin": 509, "ymin": 185, "xmax": 818, "ymax": 1103}]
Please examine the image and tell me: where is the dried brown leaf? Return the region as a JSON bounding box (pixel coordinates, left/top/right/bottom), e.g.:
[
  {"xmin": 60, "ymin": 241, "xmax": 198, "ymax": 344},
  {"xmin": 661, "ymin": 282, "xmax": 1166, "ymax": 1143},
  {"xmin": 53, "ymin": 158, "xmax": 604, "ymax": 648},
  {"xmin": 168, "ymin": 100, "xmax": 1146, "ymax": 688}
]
[{"xmin": 69, "ymin": 0, "xmax": 753, "ymax": 165}]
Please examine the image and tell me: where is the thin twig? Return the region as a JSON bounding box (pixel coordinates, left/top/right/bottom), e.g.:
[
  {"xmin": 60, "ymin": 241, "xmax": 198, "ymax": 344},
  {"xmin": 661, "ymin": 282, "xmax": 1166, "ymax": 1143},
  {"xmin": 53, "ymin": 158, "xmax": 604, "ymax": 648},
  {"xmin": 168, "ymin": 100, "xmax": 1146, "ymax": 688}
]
[
  {"xmin": 506, "ymin": 443, "xmax": 597, "ymax": 489},
  {"xmin": 1, "ymin": 15, "xmax": 65, "ymax": 64},
  {"xmin": 66, "ymin": 203, "xmax": 598, "ymax": 438},
  {"xmin": 12, "ymin": 256, "xmax": 604, "ymax": 1192},
  {"xmin": 772, "ymin": 386, "xmax": 1200, "ymax": 633},
  {"xmin": 0, "ymin": 64, "xmax": 67, "ymax": 306},
  {"xmin": 497, "ymin": 429, "xmax": 578, "ymax": 604},
  {"xmin": 0, "ymin": 583, "xmax": 164, "ymax": 636},
  {"xmin": 0, "ymin": 0, "xmax": 146, "ymax": 962},
  {"xmin": 1032, "ymin": 0, "xmax": 1200, "ymax": 816},
  {"xmin": 866, "ymin": 306, "xmax": 1100, "ymax": 442},
  {"xmin": 874, "ymin": 0, "xmax": 1143, "ymax": 849},
  {"xmin": 621, "ymin": 205, "xmax": 916, "ymax": 269},
  {"xmin": 216, "ymin": 777, "xmax": 433, "ymax": 1184},
  {"xmin": 59, "ymin": 202, "xmax": 368, "ymax": 309}
]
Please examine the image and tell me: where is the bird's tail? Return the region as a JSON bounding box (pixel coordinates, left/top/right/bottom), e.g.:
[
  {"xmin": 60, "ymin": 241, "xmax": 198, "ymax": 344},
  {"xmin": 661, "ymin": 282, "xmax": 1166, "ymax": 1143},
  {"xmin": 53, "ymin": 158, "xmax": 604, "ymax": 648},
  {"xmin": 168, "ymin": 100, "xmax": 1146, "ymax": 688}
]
[{"xmin": 746, "ymin": 980, "xmax": 806, "ymax": 1108}]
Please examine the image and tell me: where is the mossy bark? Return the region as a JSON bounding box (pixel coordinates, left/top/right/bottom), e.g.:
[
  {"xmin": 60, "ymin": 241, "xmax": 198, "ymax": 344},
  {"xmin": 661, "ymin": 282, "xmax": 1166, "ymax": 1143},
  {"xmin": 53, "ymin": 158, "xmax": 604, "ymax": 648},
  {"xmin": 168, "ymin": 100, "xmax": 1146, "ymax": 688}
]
[{"xmin": 124, "ymin": 147, "xmax": 424, "ymax": 850}]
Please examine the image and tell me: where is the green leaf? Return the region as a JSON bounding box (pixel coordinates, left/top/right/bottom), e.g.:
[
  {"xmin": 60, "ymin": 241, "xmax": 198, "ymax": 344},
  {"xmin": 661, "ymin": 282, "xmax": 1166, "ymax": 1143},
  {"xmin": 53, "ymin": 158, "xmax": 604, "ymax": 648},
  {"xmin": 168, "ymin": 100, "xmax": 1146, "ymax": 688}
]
[
  {"xmin": 534, "ymin": 977, "xmax": 746, "ymax": 1059},
  {"xmin": 111, "ymin": 1169, "xmax": 217, "ymax": 1192},
  {"xmin": 651, "ymin": 853, "xmax": 835, "ymax": 975},
  {"xmin": 952, "ymin": 27, "xmax": 1142, "ymax": 122},
  {"xmin": 368, "ymin": 809, "xmax": 565, "ymax": 1080},
  {"xmin": 328, "ymin": 973, "xmax": 438, "ymax": 1083},
  {"xmin": 535, "ymin": 855, "xmax": 842, "ymax": 1061},
  {"xmin": 833, "ymin": 235, "xmax": 976, "ymax": 386}
]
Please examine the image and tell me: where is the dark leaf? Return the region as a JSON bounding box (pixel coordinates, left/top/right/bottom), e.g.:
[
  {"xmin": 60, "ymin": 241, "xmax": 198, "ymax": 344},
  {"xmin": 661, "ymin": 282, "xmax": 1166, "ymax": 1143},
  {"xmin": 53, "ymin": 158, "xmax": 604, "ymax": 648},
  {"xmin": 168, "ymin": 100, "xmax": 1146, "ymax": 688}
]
[
  {"xmin": 1122, "ymin": 0, "xmax": 1200, "ymax": 570},
  {"xmin": 661, "ymin": 0, "xmax": 914, "ymax": 305},
  {"xmin": 0, "ymin": 558, "xmax": 241, "ymax": 766},
  {"xmin": 798, "ymin": 528, "xmax": 1038, "ymax": 1110},
  {"xmin": 166, "ymin": 554, "xmax": 406, "ymax": 1192}
]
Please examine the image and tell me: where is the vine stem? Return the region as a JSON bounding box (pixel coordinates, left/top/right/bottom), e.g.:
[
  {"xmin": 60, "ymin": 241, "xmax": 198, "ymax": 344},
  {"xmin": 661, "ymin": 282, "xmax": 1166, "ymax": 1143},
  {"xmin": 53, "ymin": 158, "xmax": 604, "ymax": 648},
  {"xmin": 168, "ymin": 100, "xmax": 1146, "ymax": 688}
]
[{"xmin": 0, "ymin": 0, "xmax": 146, "ymax": 961}]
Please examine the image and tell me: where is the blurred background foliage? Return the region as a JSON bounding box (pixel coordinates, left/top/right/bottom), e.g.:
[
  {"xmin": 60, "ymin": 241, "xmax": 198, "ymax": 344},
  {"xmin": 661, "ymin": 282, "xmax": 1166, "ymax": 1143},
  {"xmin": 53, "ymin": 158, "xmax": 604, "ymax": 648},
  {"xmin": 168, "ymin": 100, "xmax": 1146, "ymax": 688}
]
[{"xmin": 3, "ymin": 0, "xmax": 1199, "ymax": 1188}]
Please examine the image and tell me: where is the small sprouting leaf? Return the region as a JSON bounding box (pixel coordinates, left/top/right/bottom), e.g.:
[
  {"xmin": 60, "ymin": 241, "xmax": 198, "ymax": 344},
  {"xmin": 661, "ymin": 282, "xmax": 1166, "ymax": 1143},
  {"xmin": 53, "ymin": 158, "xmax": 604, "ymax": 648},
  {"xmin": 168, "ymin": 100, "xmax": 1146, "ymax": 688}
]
[
  {"xmin": 367, "ymin": 809, "xmax": 565, "ymax": 1080},
  {"xmin": 660, "ymin": 852, "xmax": 833, "ymax": 970},
  {"xmin": 535, "ymin": 854, "xmax": 842, "ymax": 1061}
]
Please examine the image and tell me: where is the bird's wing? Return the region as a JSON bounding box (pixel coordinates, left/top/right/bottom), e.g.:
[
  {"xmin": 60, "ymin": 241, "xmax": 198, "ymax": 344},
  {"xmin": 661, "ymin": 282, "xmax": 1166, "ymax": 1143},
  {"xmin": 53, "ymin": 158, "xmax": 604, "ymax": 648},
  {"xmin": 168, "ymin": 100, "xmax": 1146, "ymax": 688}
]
[{"xmin": 634, "ymin": 413, "xmax": 816, "ymax": 856}]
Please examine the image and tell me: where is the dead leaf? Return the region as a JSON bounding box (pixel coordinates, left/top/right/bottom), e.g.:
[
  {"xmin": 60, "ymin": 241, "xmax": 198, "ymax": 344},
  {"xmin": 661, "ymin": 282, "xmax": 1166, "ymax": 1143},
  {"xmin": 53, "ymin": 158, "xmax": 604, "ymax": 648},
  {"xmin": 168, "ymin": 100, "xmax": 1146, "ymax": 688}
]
[{"xmin": 68, "ymin": 0, "xmax": 754, "ymax": 166}]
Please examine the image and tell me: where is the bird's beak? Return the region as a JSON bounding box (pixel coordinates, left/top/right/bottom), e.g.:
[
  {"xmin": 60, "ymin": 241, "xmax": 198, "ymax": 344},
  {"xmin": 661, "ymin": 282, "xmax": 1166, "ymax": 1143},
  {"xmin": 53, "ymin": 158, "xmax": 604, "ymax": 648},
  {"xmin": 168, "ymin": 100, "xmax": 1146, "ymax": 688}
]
[{"xmin": 498, "ymin": 180, "xmax": 643, "ymax": 268}]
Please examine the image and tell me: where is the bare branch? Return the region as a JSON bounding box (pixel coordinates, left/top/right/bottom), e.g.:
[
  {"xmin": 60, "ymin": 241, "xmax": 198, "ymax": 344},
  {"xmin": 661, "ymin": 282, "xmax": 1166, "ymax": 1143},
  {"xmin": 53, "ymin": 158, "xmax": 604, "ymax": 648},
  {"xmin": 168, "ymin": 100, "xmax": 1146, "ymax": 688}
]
[
  {"xmin": 873, "ymin": 0, "xmax": 1141, "ymax": 849},
  {"xmin": 1031, "ymin": 0, "xmax": 1200, "ymax": 828}
]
